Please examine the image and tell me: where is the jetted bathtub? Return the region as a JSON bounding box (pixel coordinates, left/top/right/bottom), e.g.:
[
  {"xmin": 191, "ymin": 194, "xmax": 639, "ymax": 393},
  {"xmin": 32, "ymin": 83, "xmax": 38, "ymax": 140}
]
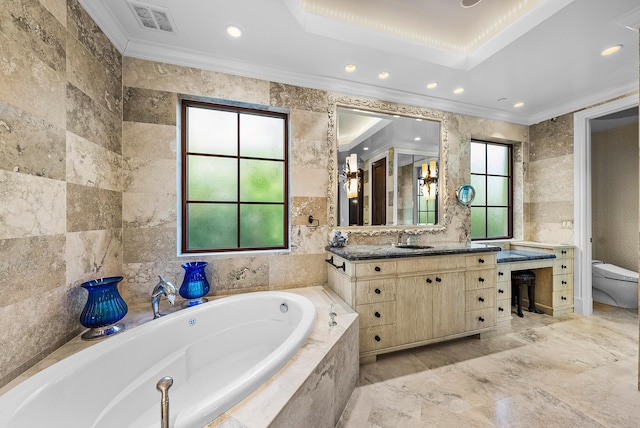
[{"xmin": 0, "ymin": 291, "xmax": 316, "ymax": 427}]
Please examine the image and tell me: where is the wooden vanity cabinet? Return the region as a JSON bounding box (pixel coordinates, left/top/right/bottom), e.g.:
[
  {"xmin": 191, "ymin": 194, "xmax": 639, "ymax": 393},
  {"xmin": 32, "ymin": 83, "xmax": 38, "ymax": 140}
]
[
  {"xmin": 327, "ymin": 252, "xmax": 498, "ymax": 363},
  {"xmin": 510, "ymin": 242, "xmax": 574, "ymax": 316}
]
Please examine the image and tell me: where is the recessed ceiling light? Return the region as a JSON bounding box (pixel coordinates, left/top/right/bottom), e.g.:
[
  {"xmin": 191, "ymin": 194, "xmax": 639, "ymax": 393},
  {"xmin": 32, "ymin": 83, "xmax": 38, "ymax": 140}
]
[
  {"xmin": 601, "ymin": 44, "xmax": 623, "ymax": 56},
  {"xmin": 226, "ymin": 25, "xmax": 242, "ymax": 38},
  {"xmin": 363, "ymin": 147, "xmax": 369, "ymax": 151},
  {"xmin": 414, "ymin": 137, "xmax": 421, "ymax": 141},
  {"xmin": 453, "ymin": 87, "xmax": 465, "ymax": 94},
  {"xmin": 416, "ymin": 118, "xmax": 423, "ymax": 122},
  {"xmin": 378, "ymin": 71, "xmax": 390, "ymax": 80},
  {"xmin": 344, "ymin": 64, "xmax": 357, "ymax": 73},
  {"xmin": 513, "ymin": 102, "xmax": 525, "ymax": 108},
  {"xmin": 392, "ymin": 115, "xmax": 400, "ymax": 118},
  {"xmin": 426, "ymin": 82, "xmax": 438, "ymax": 89},
  {"xmin": 460, "ymin": 0, "xmax": 482, "ymax": 8}
]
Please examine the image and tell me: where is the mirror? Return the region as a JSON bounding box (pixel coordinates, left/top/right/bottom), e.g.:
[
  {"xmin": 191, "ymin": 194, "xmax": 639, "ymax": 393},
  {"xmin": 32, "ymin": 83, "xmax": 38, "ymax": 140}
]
[
  {"xmin": 457, "ymin": 184, "xmax": 476, "ymax": 206},
  {"xmin": 333, "ymin": 105, "xmax": 441, "ymax": 227}
]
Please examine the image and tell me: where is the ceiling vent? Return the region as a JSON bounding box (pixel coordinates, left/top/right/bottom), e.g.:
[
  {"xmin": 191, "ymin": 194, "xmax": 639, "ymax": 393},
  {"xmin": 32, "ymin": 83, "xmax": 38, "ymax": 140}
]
[{"xmin": 127, "ymin": 1, "xmax": 176, "ymax": 33}]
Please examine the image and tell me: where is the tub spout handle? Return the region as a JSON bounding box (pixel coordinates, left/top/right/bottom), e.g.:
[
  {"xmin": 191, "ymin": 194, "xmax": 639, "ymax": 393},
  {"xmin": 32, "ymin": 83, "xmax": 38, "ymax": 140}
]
[
  {"xmin": 329, "ymin": 303, "xmax": 337, "ymax": 327},
  {"xmin": 157, "ymin": 376, "xmax": 173, "ymax": 428}
]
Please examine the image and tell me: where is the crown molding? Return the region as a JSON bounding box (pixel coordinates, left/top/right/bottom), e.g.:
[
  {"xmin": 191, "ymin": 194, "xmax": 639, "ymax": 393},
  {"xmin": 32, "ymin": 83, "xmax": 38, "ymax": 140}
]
[
  {"xmin": 78, "ymin": 0, "xmax": 129, "ymax": 52},
  {"xmin": 526, "ymin": 79, "xmax": 639, "ymax": 125}
]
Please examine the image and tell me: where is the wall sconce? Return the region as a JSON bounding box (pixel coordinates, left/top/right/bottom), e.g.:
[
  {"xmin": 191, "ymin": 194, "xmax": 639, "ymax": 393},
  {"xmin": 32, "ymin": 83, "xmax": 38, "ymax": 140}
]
[
  {"xmin": 345, "ymin": 153, "xmax": 360, "ymax": 199},
  {"xmin": 420, "ymin": 160, "xmax": 438, "ymax": 200}
]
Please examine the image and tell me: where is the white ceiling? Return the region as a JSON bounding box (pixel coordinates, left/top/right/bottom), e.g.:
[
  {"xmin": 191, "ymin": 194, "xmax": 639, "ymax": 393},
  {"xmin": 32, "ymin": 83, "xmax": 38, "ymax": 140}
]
[{"xmin": 80, "ymin": 0, "xmax": 640, "ymax": 125}]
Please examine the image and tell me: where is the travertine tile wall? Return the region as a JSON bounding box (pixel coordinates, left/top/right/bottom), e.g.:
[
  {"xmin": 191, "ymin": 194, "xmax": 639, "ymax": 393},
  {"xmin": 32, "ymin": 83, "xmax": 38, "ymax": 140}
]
[
  {"xmin": 526, "ymin": 114, "xmax": 575, "ymax": 243},
  {"xmin": 0, "ymin": 0, "xmax": 122, "ymax": 388},
  {"xmin": 119, "ymin": 58, "xmax": 332, "ymax": 304}
]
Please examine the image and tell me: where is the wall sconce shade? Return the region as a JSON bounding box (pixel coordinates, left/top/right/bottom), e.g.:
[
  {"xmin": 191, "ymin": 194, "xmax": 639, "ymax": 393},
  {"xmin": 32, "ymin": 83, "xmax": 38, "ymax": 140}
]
[
  {"xmin": 420, "ymin": 160, "xmax": 438, "ymax": 200},
  {"xmin": 345, "ymin": 153, "xmax": 360, "ymax": 199}
]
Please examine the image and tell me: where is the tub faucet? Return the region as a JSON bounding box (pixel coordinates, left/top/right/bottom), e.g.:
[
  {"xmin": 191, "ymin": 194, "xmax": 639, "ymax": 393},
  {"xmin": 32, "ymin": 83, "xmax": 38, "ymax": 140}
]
[{"xmin": 152, "ymin": 275, "xmax": 177, "ymax": 319}]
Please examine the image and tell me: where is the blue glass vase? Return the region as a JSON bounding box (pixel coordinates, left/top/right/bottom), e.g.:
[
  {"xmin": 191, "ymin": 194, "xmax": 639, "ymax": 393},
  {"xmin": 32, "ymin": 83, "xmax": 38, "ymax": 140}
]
[
  {"xmin": 180, "ymin": 262, "xmax": 210, "ymax": 307},
  {"xmin": 79, "ymin": 276, "xmax": 128, "ymax": 340}
]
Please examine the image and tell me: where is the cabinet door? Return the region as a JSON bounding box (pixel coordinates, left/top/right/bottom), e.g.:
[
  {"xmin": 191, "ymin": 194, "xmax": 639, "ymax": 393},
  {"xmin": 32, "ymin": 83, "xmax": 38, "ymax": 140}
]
[
  {"xmin": 432, "ymin": 272, "xmax": 465, "ymax": 338},
  {"xmin": 396, "ymin": 275, "xmax": 433, "ymax": 344}
]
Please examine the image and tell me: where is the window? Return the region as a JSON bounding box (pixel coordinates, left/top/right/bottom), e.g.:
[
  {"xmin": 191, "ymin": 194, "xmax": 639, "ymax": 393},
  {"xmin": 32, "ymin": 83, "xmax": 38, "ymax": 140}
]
[
  {"xmin": 470, "ymin": 140, "xmax": 512, "ymax": 240},
  {"xmin": 181, "ymin": 100, "xmax": 289, "ymax": 253}
]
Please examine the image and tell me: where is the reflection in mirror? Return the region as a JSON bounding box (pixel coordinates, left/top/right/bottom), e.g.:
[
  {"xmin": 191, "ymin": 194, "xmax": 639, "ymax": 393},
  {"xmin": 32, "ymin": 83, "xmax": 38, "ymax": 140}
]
[{"xmin": 336, "ymin": 107, "xmax": 441, "ymax": 226}]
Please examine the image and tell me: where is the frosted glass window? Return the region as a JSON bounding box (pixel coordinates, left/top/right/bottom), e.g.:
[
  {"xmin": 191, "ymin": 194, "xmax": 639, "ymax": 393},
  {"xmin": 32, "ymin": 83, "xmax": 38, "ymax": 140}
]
[
  {"xmin": 470, "ymin": 140, "xmax": 512, "ymax": 240},
  {"xmin": 181, "ymin": 100, "xmax": 289, "ymax": 253},
  {"xmin": 187, "ymin": 107, "xmax": 237, "ymax": 156},
  {"xmin": 240, "ymin": 114, "xmax": 285, "ymax": 160}
]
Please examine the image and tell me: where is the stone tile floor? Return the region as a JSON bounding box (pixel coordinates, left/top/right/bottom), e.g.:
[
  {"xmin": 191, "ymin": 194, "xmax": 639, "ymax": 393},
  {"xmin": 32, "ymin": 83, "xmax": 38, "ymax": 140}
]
[{"xmin": 337, "ymin": 303, "xmax": 640, "ymax": 427}]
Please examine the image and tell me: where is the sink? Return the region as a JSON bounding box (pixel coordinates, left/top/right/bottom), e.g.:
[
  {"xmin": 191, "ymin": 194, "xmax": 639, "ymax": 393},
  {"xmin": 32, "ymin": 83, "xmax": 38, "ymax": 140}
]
[{"xmin": 395, "ymin": 244, "xmax": 434, "ymax": 249}]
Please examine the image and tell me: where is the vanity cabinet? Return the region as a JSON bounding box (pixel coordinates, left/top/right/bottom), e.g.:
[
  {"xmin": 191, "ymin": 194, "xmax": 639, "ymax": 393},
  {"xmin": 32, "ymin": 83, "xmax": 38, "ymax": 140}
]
[
  {"xmin": 326, "ymin": 251, "xmax": 498, "ymax": 363},
  {"xmin": 510, "ymin": 242, "xmax": 574, "ymax": 316},
  {"xmin": 496, "ymin": 263, "xmax": 513, "ymax": 325}
]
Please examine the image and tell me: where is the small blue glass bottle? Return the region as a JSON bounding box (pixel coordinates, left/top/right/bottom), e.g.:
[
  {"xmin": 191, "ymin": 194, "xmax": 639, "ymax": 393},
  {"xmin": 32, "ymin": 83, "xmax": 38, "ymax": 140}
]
[
  {"xmin": 179, "ymin": 262, "xmax": 210, "ymax": 307},
  {"xmin": 79, "ymin": 276, "xmax": 128, "ymax": 340}
]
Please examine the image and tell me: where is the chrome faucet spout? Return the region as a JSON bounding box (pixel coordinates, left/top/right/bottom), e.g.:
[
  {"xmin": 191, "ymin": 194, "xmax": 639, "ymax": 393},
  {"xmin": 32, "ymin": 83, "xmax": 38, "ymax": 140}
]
[{"xmin": 152, "ymin": 275, "xmax": 177, "ymax": 319}]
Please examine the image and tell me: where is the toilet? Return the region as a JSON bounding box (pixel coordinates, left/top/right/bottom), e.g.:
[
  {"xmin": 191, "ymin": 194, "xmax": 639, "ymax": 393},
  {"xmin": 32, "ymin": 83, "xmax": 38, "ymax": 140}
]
[{"xmin": 592, "ymin": 260, "xmax": 638, "ymax": 309}]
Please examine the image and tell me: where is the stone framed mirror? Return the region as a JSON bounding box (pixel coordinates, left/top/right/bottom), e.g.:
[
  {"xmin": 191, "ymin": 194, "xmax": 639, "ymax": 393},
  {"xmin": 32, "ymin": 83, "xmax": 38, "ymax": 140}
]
[{"xmin": 327, "ymin": 94, "xmax": 451, "ymax": 236}]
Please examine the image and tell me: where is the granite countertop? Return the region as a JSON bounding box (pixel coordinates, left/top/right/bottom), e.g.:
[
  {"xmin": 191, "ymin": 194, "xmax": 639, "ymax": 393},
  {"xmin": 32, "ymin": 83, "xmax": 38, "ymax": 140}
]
[
  {"xmin": 496, "ymin": 249, "xmax": 556, "ymax": 263},
  {"xmin": 326, "ymin": 243, "xmax": 501, "ymax": 261}
]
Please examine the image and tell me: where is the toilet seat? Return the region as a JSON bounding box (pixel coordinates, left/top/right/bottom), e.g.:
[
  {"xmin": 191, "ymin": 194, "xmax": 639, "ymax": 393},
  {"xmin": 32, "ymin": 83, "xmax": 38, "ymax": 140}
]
[{"xmin": 592, "ymin": 263, "xmax": 638, "ymax": 283}]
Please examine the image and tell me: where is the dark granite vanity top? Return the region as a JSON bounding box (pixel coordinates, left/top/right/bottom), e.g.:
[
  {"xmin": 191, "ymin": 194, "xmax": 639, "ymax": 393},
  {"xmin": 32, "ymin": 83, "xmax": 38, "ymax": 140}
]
[
  {"xmin": 326, "ymin": 243, "xmax": 501, "ymax": 261},
  {"xmin": 497, "ymin": 249, "xmax": 556, "ymax": 263}
]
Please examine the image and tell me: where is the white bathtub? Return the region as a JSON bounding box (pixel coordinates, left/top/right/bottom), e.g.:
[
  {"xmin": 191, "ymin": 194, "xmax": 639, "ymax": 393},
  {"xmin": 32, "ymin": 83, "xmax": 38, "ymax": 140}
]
[{"xmin": 0, "ymin": 291, "xmax": 316, "ymax": 428}]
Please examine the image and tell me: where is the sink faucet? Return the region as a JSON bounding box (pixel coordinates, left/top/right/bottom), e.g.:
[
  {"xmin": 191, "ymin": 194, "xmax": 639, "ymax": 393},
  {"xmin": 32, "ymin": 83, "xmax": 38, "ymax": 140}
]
[{"xmin": 152, "ymin": 275, "xmax": 177, "ymax": 319}]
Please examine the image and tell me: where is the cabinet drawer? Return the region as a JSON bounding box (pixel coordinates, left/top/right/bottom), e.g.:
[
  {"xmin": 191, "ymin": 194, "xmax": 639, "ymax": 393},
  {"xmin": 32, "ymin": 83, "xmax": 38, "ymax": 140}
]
[
  {"xmin": 356, "ymin": 278, "xmax": 396, "ymax": 304},
  {"xmin": 466, "ymin": 254, "xmax": 496, "ymax": 269},
  {"xmin": 397, "ymin": 255, "xmax": 466, "ymax": 274},
  {"xmin": 356, "ymin": 260, "xmax": 397, "ymax": 278},
  {"xmin": 496, "ymin": 264, "xmax": 511, "ymax": 283},
  {"xmin": 356, "ymin": 301, "xmax": 397, "ymax": 328},
  {"xmin": 326, "ymin": 254, "xmax": 353, "ymax": 277},
  {"xmin": 360, "ymin": 324, "xmax": 396, "ymax": 352},
  {"xmin": 553, "ymin": 274, "xmax": 573, "ymax": 291},
  {"xmin": 554, "ymin": 260, "xmax": 573, "ymax": 275},
  {"xmin": 497, "ymin": 298, "xmax": 512, "ymax": 320},
  {"xmin": 465, "ymin": 269, "xmax": 496, "ymax": 290},
  {"xmin": 496, "ymin": 282, "xmax": 511, "ymax": 300},
  {"xmin": 465, "ymin": 308, "xmax": 496, "ymax": 331},
  {"xmin": 553, "ymin": 290, "xmax": 573, "ymax": 307},
  {"xmin": 465, "ymin": 288, "xmax": 496, "ymax": 311}
]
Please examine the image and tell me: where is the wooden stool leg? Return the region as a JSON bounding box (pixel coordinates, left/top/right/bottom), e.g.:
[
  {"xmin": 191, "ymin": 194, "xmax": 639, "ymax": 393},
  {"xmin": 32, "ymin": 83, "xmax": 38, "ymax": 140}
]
[{"xmin": 517, "ymin": 284, "xmax": 524, "ymax": 317}]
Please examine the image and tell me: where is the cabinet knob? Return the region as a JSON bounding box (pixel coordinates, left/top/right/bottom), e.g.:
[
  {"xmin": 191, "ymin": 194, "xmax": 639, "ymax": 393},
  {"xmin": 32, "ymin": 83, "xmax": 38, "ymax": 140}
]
[
  {"xmin": 374, "ymin": 288, "xmax": 381, "ymax": 294},
  {"xmin": 374, "ymin": 335, "xmax": 381, "ymax": 342},
  {"xmin": 498, "ymin": 307, "xmax": 504, "ymax": 312},
  {"xmin": 426, "ymin": 278, "xmax": 433, "ymax": 284},
  {"xmin": 562, "ymin": 280, "xmax": 567, "ymax": 285},
  {"xmin": 374, "ymin": 311, "xmax": 381, "ymax": 318},
  {"xmin": 498, "ymin": 271, "xmax": 504, "ymax": 276},
  {"xmin": 561, "ymin": 296, "xmax": 567, "ymax": 301},
  {"xmin": 375, "ymin": 266, "xmax": 381, "ymax": 272},
  {"xmin": 498, "ymin": 288, "xmax": 504, "ymax": 294},
  {"xmin": 479, "ymin": 258, "xmax": 485, "ymax": 264},
  {"xmin": 478, "ymin": 317, "xmax": 485, "ymax": 322},
  {"xmin": 561, "ymin": 264, "xmax": 567, "ymax": 269},
  {"xmin": 478, "ymin": 277, "xmax": 485, "ymax": 282},
  {"xmin": 561, "ymin": 250, "xmax": 567, "ymax": 255},
  {"xmin": 478, "ymin": 297, "xmax": 485, "ymax": 302},
  {"xmin": 435, "ymin": 277, "xmax": 442, "ymax": 282}
]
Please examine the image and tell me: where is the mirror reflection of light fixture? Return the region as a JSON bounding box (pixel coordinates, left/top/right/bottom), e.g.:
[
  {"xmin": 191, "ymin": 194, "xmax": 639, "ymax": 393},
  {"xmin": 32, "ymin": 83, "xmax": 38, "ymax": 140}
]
[
  {"xmin": 346, "ymin": 153, "xmax": 360, "ymax": 199},
  {"xmin": 420, "ymin": 160, "xmax": 438, "ymax": 200}
]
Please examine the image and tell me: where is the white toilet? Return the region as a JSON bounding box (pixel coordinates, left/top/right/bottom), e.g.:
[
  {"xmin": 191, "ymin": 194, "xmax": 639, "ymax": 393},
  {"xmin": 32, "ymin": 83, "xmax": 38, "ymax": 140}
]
[{"xmin": 592, "ymin": 260, "xmax": 638, "ymax": 309}]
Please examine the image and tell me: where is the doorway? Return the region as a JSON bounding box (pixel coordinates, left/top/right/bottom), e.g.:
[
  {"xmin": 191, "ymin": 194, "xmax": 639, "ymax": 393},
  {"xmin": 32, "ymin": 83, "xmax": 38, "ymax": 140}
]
[
  {"xmin": 371, "ymin": 158, "xmax": 387, "ymax": 225},
  {"xmin": 573, "ymin": 95, "xmax": 638, "ymax": 316}
]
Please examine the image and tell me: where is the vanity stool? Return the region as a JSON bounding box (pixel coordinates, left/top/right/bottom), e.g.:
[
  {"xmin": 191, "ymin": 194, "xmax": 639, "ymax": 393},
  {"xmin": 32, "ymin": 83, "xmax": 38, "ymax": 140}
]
[{"xmin": 511, "ymin": 270, "xmax": 544, "ymax": 317}]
